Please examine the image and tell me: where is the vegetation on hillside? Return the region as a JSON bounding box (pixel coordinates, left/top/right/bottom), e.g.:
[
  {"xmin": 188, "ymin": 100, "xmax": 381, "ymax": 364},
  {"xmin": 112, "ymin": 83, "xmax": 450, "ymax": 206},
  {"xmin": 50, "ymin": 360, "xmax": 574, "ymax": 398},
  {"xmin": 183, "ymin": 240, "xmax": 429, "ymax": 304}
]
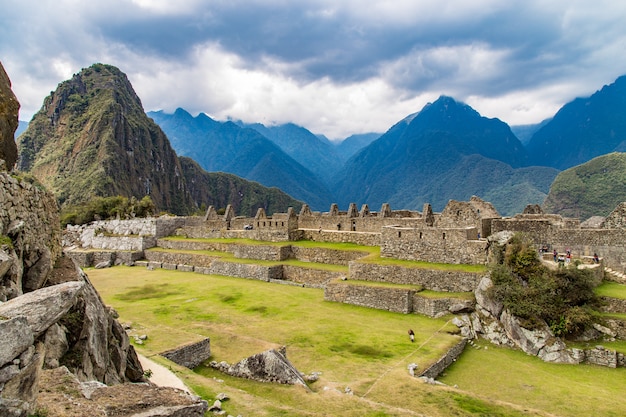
[
  {"xmin": 543, "ymin": 152, "xmax": 626, "ymax": 219},
  {"xmin": 61, "ymin": 195, "xmax": 155, "ymax": 226},
  {"xmin": 489, "ymin": 234, "xmax": 600, "ymax": 336}
]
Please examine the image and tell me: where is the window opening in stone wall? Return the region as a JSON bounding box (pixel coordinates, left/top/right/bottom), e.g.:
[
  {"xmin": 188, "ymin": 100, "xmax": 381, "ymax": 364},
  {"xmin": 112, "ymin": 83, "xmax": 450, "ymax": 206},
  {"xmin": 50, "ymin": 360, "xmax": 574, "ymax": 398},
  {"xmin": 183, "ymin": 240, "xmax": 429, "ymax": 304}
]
[
  {"xmin": 398, "ymin": 231, "xmax": 402, "ymax": 238},
  {"xmin": 352, "ymin": 221, "xmax": 356, "ymax": 231},
  {"xmin": 419, "ymin": 232, "xmax": 422, "ymax": 239},
  {"xmin": 443, "ymin": 232, "xmax": 446, "ymax": 239}
]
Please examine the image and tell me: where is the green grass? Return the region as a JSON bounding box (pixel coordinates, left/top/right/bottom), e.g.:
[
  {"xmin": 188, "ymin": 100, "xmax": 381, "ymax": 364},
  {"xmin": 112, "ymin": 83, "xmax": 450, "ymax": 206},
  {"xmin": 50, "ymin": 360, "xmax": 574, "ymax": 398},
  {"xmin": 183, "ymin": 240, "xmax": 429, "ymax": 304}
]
[
  {"xmin": 595, "ymin": 281, "xmax": 626, "ymax": 299},
  {"xmin": 439, "ymin": 339, "xmax": 626, "ymax": 417},
  {"xmin": 89, "ymin": 266, "xmax": 626, "ymax": 417},
  {"xmin": 358, "ymin": 255, "xmax": 487, "ymax": 273}
]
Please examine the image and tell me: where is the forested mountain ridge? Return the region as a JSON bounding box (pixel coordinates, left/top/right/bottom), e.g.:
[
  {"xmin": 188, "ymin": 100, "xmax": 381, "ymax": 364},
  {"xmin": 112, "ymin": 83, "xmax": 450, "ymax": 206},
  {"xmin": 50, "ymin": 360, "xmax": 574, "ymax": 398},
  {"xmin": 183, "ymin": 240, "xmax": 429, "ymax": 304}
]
[{"xmin": 17, "ymin": 64, "xmax": 302, "ymax": 216}]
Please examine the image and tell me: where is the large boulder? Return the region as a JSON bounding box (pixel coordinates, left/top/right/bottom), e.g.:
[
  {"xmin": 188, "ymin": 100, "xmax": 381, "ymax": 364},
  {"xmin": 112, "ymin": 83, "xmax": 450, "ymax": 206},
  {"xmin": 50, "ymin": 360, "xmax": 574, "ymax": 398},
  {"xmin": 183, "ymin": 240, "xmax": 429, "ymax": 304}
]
[
  {"xmin": 0, "ymin": 61, "xmax": 19, "ymax": 170},
  {"xmin": 210, "ymin": 346, "xmax": 308, "ymax": 387},
  {"xmin": 0, "ymin": 281, "xmax": 85, "ymax": 337}
]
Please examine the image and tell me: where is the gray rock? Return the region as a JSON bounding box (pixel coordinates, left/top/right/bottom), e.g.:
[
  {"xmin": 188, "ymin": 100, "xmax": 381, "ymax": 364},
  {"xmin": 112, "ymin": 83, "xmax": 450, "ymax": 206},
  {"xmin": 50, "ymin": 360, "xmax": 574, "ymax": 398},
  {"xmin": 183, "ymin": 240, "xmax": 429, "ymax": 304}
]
[
  {"xmin": 94, "ymin": 260, "xmax": 111, "ymax": 269},
  {"xmin": 1, "ymin": 343, "xmax": 44, "ymax": 404},
  {"xmin": 474, "ymin": 276, "xmax": 503, "ymax": 318},
  {"xmin": 0, "ymin": 281, "xmax": 84, "ymax": 337},
  {"xmin": 43, "ymin": 323, "xmax": 68, "ymax": 369},
  {"xmin": 212, "ymin": 347, "xmax": 308, "ymax": 387},
  {"xmin": 0, "ymin": 317, "xmax": 33, "ymax": 367}
]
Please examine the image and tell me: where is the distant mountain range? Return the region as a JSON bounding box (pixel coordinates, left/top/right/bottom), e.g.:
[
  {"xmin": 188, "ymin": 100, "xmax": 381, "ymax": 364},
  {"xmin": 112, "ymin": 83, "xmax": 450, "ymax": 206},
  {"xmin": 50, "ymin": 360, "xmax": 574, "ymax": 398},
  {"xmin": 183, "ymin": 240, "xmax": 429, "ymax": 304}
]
[
  {"xmin": 16, "ymin": 64, "xmax": 302, "ymax": 217},
  {"xmin": 15, "ymin": 64, "xmax": 626, "ymax": 219}
]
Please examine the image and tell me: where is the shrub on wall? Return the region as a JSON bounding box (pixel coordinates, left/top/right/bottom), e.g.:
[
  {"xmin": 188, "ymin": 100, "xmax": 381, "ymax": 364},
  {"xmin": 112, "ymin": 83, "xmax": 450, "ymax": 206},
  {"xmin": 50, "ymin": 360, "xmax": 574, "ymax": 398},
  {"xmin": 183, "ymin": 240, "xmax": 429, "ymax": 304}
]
[{"xmin": 490, "ymin": 234, "xmax": 599, "ymax": 337}]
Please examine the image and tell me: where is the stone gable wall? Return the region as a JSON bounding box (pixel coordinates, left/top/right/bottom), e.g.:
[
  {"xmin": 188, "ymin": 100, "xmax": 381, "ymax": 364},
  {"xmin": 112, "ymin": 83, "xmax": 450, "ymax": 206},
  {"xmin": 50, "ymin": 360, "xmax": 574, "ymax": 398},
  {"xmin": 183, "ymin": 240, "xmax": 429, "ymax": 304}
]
[{"xmin": 349, "ymin": 262, "xmax": 483, "ymax": 292}]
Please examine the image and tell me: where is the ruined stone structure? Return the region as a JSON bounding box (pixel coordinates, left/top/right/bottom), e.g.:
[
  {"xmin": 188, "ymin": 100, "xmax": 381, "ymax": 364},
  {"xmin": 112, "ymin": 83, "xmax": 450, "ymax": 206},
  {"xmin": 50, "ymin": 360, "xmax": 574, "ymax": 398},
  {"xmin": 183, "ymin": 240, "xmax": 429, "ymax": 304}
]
[{"xmin": 161, "ymin": 338, "xmax": 212, "ymax": 369}]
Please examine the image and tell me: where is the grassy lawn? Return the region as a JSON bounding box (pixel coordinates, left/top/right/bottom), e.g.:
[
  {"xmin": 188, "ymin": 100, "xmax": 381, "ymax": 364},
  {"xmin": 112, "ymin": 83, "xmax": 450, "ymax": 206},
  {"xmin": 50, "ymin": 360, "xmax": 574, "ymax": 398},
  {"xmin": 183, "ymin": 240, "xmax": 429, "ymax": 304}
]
[
  {"xmin": 89, "ymin": 266, "xmax": 626, "ymax": 416},
  {"xmin": 595, "ymin": 280, "xmax": 626, "ymax": 299},
  {"xmin": 439, "ymin": 339, "xmax": 626, "ymax": 417}
]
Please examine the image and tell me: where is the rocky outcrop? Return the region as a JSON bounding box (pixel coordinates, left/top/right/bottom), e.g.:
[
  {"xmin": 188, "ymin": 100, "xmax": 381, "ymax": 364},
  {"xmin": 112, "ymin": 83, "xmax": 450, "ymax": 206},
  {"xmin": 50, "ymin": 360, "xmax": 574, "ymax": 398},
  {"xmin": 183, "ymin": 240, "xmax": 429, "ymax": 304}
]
[
  {"xmin": 0, "ymin": 263, "xmax": 146, "ymax": 415},
  {"xmin": 210, "ymin": 347, "xmax": 308, "ymax": 387},
  {"xmin": 454, "ymin": 276, "xmax": 578, "ymax": 364},
  {"xmin": 0, "ymin": 171, "xmax": 62, "ymax": 301},
  {"xmin": 0, "ymin": 62, "xmax": 18, "ymax": 170}
]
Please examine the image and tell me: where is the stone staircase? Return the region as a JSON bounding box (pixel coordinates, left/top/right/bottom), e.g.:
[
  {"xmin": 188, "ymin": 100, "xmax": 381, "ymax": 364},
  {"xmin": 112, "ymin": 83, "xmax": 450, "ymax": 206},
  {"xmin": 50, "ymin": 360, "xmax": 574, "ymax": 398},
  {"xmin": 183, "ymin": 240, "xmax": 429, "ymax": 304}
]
[{"xmin": 605, "ymin": 267, "xmax": 626, "ymax": 284}]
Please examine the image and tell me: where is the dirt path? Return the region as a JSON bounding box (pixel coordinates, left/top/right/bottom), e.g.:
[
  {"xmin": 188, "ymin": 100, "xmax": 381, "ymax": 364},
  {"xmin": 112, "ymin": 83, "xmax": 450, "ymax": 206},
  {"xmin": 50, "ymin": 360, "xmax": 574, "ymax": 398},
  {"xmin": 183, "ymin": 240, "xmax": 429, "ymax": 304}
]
[{"xmin": 138, "ymin": 354, "xmax": 190, "ymax": 393}]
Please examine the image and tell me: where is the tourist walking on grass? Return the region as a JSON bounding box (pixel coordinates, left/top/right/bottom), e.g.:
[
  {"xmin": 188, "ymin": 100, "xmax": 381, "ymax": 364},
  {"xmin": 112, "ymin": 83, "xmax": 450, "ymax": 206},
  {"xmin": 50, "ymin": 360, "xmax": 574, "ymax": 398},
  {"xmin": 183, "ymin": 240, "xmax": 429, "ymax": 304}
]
[{"xmin": 408, "ymin": 329, "xmax": 415, "ymax": 342}]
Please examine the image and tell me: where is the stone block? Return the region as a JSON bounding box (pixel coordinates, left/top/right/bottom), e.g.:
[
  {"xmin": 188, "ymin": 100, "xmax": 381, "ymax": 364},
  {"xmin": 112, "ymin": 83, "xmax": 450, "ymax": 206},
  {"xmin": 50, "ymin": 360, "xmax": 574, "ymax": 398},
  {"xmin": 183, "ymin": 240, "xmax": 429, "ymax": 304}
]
[{"xmin": 0, "ymin": 317, "xmax": 33, "ymax": 367}]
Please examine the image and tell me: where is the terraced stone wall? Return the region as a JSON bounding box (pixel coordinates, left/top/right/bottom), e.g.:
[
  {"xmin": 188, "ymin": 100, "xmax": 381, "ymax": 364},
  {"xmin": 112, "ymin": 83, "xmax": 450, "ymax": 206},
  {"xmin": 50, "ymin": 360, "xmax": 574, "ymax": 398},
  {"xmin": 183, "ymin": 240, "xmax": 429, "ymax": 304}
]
[
  {"xmin": 299, "ymin": 229, "xmax": 380, "ymax": 246},
  {"xmin": 324, "ymin": 281, "xmax": 415, "ymax": 313},
  {"xmin": 290, "ymin": 246, "xmax": 368, "ymax": 265},
  {"xmin": 281, "ymin": 266, "xmax": 343, "ymax": 288},
  {"xmin": 349, "ymin": 262, "xmax": 483, "ymax": 292}
]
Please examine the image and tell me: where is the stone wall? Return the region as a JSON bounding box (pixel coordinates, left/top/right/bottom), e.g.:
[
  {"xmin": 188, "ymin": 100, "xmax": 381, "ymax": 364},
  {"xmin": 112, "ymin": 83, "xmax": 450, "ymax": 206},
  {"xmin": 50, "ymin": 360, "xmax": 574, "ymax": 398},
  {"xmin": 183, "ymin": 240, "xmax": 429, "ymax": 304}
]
[
  {"xmin": 380, "ymin": 226, "xmax": 488, "ymax": 265},
  {"xmin": 0, "ymin": 172, "xmax": 62, "ymax": 299},
  {"xmin": 419, "ymin": 338, "xmax": 467, "ymax": 379},
  {"xmin": 412, "ymin": 294, "xmax": 473, "ymax": 318},
  {"xmin": 349, "ymin": 262, "xmax": 483, "ymax": 292},
  {"xmin": 570, "ymin": 346, "xmax": 622, "ymax": 368},
  {"xmin": 64, "ymin": 217, "xmax": 183, "ymax": 251},
  {"xmin": 600, "ymin": 297, "xmax": 626, "ymax": 314},
  {"xmin": 67, "ymin": 250, "xmax": 144, "ymax": 268},
  {"xmin": 144, "ymin": 250, "xmax": 218, "ymax": 268},
  {"xmin": 204, "ymin": 261, "xmax": 284, "ymax": 282},
  {"xmin": 418, "ymin": 338, "xmax": 467, "ymax": 379},
  {"xmin": 299, "ymin": 229, "xmax": 380, "ymax": 246},
  {"xmin": 324, "ymin": 281, "xmax": 415, "ymax": 313},
  {"xmin": 289, "ymin": 246, "xmax": 368, "ymax": 265},
  {"xmin": 281, "ymin": 266, "xmax": 343, "ymax": 288},
  {"xmin": 491, "ymin": 217, "xmax": 626, "ymax": 271},
  {"xmin": 161, "ymin": 338, "xmax": 211, "ymax": 369},
  {"xmin": 232, "ymin": 244, "xmax": 292, "ymax": 261}
]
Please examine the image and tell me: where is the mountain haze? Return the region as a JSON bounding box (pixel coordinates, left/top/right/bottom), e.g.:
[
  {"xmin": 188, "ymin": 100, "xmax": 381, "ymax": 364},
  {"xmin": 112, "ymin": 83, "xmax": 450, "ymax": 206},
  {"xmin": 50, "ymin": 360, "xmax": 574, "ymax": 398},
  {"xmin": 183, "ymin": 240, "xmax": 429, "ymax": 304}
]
[
  {"xmin": 149, "ymin": 109, "xmax": 334, "ymax": 210},
  {"xmin": 236, "ymin": 121, "xmax": 344, "ymax": 185},
  {"xmin": 527, "ymin": 76, "xmax": 626, "ymax": 170}
]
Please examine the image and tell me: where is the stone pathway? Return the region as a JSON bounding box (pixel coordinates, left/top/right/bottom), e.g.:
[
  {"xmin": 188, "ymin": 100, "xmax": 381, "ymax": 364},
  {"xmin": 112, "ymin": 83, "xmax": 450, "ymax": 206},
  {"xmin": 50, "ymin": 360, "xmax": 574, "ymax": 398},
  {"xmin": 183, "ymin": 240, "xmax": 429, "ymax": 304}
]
[{"xmin": 138, "ymin": 353, "xmax": 190, "ymax": 393}]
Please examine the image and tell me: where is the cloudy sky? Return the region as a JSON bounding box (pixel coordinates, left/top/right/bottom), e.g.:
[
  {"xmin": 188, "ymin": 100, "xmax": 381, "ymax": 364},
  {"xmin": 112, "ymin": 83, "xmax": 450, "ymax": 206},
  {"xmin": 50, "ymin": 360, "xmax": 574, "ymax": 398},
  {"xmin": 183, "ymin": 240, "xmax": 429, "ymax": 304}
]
[{"xmin": 2, "ymin": 0, "xmax": 626, "ymax": 139}]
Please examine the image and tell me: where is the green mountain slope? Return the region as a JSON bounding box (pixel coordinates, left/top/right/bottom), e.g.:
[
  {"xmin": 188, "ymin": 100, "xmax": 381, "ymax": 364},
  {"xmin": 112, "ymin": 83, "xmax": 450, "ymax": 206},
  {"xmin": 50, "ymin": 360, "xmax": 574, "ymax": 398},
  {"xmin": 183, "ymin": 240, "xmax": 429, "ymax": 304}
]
[
  {"xmin": 527, "ymin": 75, "xmax": 626, "ymax": 170},
  {"xmin": 333, "ymin": 96, "xmax": 544, "ymax": 215},
  {"xmin": 543, "ymin": 152, "xmax": 626, "ymax": 219},
  {"xmin": 17, "ymin": 63, "xmax": 193, "ymax": 213},
  {"xmin": 180, "ymin": 156, "xmax": 302, "ymax": 216},
  {"xmin": 17, "ymin": 63, "xmax": 302, "ymax": 216}
]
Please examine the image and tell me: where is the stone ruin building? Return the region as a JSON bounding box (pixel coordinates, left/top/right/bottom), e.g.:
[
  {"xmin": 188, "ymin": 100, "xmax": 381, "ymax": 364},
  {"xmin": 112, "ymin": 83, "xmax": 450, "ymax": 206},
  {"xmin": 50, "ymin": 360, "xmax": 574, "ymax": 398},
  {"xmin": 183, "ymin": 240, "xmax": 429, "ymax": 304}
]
[{"xmin": 65, "ymin": 195, "xmax": 626, "ymax": 275}]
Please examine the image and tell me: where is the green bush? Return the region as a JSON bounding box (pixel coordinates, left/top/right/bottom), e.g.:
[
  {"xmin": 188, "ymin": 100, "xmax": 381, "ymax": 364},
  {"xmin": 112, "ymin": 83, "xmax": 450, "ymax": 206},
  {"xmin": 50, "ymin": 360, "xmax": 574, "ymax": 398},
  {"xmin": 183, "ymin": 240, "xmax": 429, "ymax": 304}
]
[
  {"xmin": 490, "ymin": 234, "xmax": 599, "ymax": 337},
  {"xmin": 61, "ymin": 195, "xmax": 156, "ymax": 226}
]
